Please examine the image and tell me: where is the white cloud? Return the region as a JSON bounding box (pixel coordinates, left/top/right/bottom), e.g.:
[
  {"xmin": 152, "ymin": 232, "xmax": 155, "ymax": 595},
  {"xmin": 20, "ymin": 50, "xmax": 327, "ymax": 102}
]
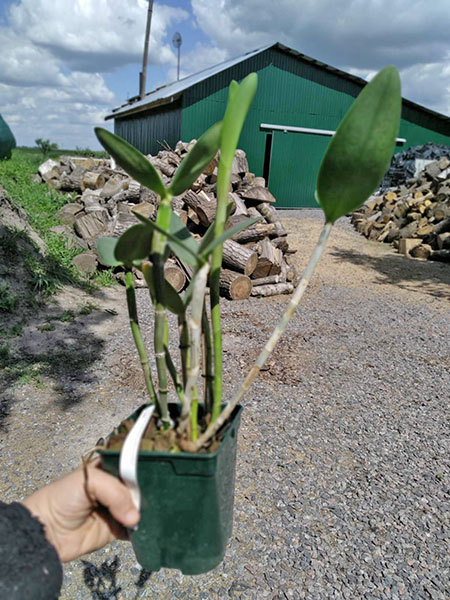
[
  {"xmin": 191, "ymin": 0, "xmax": 450, "ymax": 116},
  {"xmin": 8, "ymin": 0, "xmax": 188, "ymax": 72},
  {"xmin": 0, "ymin": 0, "xmax": 190, "ymax": 147}
]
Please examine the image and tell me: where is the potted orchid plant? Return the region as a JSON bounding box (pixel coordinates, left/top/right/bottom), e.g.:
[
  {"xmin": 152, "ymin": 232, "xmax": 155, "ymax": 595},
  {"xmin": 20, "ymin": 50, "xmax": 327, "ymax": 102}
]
[{"xmin": 93, "ymin": 65, "xmax": 401, "ymax": 574}]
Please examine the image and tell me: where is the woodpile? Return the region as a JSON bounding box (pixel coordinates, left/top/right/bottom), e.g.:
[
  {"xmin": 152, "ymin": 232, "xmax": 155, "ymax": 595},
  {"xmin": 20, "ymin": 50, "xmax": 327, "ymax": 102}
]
[
  {"xmin": 37, "ymin": 143, "xmax": 297, "ymax": 299},
  {"xmin": 351, "ymin": 157, "xmax": 450, "ymax": 263}
]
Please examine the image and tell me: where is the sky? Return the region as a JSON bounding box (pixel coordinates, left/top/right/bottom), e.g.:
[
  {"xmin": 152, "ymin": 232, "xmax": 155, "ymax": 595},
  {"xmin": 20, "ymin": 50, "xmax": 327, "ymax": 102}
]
[{"xmin": 0, "ymin": 0, "xmax": 449, "ymax": 150}]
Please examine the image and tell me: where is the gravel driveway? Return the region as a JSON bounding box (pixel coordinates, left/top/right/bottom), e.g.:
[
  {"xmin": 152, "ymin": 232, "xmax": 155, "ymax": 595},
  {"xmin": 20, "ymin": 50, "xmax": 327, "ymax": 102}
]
[{"xmin": 1, "ymin": 212, "xmax": 449, "ymax": 599}]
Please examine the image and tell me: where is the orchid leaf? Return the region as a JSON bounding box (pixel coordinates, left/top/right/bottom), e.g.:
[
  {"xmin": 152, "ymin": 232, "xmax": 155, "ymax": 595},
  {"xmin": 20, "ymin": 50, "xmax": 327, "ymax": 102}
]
[
  {"xmin": 316, "ymin": 66, "xmax": 401, "ymax": 223},
  {"xmin": 200, "ymin": 216, "xmax": 261, "ymax": 258},
  {"xmin": 133, "ymin": 210, "xmax": 200, "ymax": 267},
  {"xmin": 95, "ymin": 127, "xmax": 166, "ymax": 198},
  {"xmin": 198, "ymin": 201, "xmax": 235, "ymax": 254},
  {"xmin": 115, "ymin": 224, "xmax": 152, "ymax": 264},
  {"xmin": 141, "ymin": 261, "xmax": 184, "ymax": 315},
  {"xmin": 220, "ymin": 73, "xmax": 258, "ymax": 165},
  {"xmin": 97, "ymin": 237, "xmax": 122, "ymax": 267},
  {"xmin": 169, "ymin": 121, "xmax": 222, "ymax": 196}
]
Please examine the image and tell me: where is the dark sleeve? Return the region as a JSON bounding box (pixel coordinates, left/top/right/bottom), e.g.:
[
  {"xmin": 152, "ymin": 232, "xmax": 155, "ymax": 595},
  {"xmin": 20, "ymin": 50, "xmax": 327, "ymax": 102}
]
[{"xmin": 0, "ymin": 501, "xmax": 63, "ymax": 600}]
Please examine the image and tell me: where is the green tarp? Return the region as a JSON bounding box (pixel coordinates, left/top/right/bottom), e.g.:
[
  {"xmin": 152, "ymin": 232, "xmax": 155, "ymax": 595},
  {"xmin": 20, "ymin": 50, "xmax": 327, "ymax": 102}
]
[{"xmin": 0, "ymin": 114, "xmax": 16, "ymax": 159}]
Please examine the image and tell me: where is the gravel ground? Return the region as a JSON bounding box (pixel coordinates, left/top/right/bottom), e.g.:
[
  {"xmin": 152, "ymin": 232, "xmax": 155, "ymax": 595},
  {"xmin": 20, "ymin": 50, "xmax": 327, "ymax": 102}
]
[{"xmin": 1, "ymin": 212, "xmax": 449, "ymax": 599}]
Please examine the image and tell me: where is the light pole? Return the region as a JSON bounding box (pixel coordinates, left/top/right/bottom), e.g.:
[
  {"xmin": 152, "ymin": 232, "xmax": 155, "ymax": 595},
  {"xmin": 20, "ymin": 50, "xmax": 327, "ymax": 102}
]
[{"xmin": 172, "ymin": 32, "xmax": 182, "ymax": 81}]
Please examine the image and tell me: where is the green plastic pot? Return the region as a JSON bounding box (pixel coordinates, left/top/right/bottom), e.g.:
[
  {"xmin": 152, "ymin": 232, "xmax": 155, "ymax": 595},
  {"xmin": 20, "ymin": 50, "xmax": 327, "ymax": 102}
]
[{"xmin": 100, "ymin": 404, "xmax": 242, "ymax": 575}]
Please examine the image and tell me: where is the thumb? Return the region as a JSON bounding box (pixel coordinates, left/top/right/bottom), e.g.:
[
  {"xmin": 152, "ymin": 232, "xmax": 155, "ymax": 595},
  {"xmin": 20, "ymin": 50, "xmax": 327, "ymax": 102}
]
[{"xmin": 85, "ymin": 466, "xmax": 140, "ymax": 528}]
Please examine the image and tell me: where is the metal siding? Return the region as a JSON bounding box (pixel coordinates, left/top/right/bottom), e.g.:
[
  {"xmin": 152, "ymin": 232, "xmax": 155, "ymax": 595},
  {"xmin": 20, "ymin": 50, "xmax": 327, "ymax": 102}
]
[
  {"xmin": 254, "ymin": 65, "xmax": 356, "ymax": 207},
  {"xmin": 159, "ymin": 46, "xmax": 450, "ymax": 208},
  {"xmin": 269, "ymin": 131, "xmax": 327, "ymax": 207},
  {"xmin": 114, "ymin": 103, "xmax": 181, "ymax": 155},
  {"xmin": 181, "ymin": 56, "xmax": 363, "ymax": 207}
]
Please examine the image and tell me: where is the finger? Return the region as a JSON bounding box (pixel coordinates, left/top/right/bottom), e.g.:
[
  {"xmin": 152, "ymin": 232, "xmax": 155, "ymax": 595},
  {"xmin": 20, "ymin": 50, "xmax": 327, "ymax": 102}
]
[{"xmin": 85, "ymin": 467, "xmax": 140, "ymax": 528}]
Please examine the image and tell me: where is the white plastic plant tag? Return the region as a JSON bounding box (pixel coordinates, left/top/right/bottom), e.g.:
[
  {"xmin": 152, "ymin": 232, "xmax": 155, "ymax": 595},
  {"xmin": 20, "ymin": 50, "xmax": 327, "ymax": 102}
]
[{"xmin": 119, "ymin": 404, "xmax": 155, "ymax": 512}]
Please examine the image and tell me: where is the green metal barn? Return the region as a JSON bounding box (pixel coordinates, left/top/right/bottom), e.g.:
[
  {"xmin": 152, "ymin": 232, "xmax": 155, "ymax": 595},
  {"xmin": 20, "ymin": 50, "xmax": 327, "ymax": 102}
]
[{"xmin": 106, "ymin": 42, "xmax": 450, "ymax": 208}]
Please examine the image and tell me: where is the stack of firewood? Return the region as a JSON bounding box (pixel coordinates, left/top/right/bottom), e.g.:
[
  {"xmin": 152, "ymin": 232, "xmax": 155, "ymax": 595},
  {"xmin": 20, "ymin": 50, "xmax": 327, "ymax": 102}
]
[
  {"xmin": 37, "ymin": 142, "xmax": 297, "ymax": 299},
  {"xmin": 351, "ymin": 157, "xmax": 450, "ymax": 262}
]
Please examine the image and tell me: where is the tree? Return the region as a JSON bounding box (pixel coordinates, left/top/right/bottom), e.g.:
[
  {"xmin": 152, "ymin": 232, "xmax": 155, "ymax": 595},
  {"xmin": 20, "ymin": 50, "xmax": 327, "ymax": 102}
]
[{"xmin": 35, "ymin": 138, "xmax": 58, "ymax": 156}]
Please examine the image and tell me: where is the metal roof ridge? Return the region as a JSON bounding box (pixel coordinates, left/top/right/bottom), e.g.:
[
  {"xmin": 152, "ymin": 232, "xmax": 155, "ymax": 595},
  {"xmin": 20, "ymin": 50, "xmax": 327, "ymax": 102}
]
[
  {"xmin": 105, "ymin": 43, "xmax": 275, "ymax": 119},
  {"xmin": 105, "ymin": 40, "xmax": 450, "ymax": 124}
]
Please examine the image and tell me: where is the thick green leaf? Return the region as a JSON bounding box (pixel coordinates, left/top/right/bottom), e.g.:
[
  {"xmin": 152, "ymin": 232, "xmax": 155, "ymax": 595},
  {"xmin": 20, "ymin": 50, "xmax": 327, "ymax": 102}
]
[
  {"xmin": 168, "ymin": 212, "xmax": 201, "ymax": 267},
  {"xmin": 220, "ymin": 73, "xmax": 258, "ymax": 165},
  {"xmin": 115, "ymin": 224, "xmax": 152, "ymax": 264},
  {"xmin": 163, "ymin": 280, "xmax": 185, "ymax": 315},
  {"xmin": 169, "ymin": 121, "xmax": 222, "ymax": 196},
  {"xmin": 95, "ymin": 127, "xmax": 166, "ymax": 198},
  {"xmin": 316, "ymin": 66, "xmax": 401, "ymax": 223},
  {"xmin": 97, "ymin": 237, "xmax": 122, "ymax": 267},
  {"xmin": 200, "ymin": 216, "xmax": 261, "ymax": 257},
  {"xmin": 141, "ymin": 261, "xmax": 184, "ymax": 315},
  {"xmin": 228, "ymin": 80, "xmax": 239, "ymax": 104},
  {"xmin": 133, "ymin": 210, "xmax": 200, "ymax": 267}
]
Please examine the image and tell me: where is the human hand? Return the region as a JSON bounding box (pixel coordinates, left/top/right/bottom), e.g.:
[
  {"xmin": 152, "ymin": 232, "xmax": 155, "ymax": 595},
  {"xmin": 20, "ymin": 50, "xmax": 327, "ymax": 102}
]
[{"xmin": 22, "ymin": 459, "xmax": 140, "ymax": 562}]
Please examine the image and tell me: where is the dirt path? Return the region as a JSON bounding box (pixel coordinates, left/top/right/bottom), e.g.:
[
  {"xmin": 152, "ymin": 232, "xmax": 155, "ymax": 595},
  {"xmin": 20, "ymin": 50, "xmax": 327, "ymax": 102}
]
[{"xmin": 1, "ymin": 215, "xmax": 449, "ymax": 599}]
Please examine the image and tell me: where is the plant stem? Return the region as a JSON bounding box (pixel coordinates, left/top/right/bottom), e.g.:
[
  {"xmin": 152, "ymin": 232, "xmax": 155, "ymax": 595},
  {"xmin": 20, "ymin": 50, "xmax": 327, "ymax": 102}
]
[
  {"xmin": 162, "ymin": 309, "xmax": 183, "ymax": 404},
  {"xmin": 151, "ymin": 193, "xmax": 173, "ymax": 427},
  {"xmin": 202, "ymin": 303, "xmax": 214, "ymax": 415},
  {"xmin": 193, "ymin": 221, "xmax": 333, "ymax": 450},
  {"xmin": 124, "ymin": 270, "xmax": 157, "ymax": 407},
  {"xmin": 209, "ymin": 156, "xmax": 231, "ymax": 422},
  {"xmin": 178, "ymin": 314, "xmax": 190, "ymax": 388},
  {"xmin": 178, "ymin": 262, "xmax": 210, "ymax": 436},
  {"xmin": 191, "ymin": 388, "xmax": 198, "ymax": 441}
]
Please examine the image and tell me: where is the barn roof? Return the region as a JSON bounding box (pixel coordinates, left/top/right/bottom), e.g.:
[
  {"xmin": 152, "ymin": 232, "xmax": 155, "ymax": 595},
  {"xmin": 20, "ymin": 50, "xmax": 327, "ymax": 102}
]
[{"xmin": 105, "ymin": 42, "xmax": 450, "ymax": 125}]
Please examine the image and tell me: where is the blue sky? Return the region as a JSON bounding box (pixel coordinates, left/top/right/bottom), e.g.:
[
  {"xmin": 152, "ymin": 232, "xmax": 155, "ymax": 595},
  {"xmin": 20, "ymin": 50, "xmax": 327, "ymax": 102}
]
[{"xmin": 1, "ymin": 0, "xmax": 449, "ymax": 149}]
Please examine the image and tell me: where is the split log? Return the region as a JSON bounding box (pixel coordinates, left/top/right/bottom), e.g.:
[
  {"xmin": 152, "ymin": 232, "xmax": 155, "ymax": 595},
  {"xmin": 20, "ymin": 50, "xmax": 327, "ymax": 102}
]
[
  {"xmin": 255, "ymin": 202, "xmax": 277, "ymax": 223},
  {"xmin": 82, "ymin": 171, "xmax": 105, "ymax": 191},
  {"xmin": 251, "ymin": 239, "xmax": 283, "ymax": 278},
  {"xmin": 222, "ymin": 239, "xmax": 257, "ymax": 276},
  {"xmin": 437, "ymin": 232, "xmax": 450, "ymax": 250},
  {"xmin": 151, "ymin": 158, "xmax": 175, "ymax": 178},
  {"xmin": 229, "ymin": 192, "xmax": 248, "ymax": 216},
  {"xmin": 239, "ymin": 185, "xmax": 276, "ymax": 203},
  {"xmin": 225, "ymin": 214, "xmax": 276, "ymax": 243},
  {"xmin": 250, "ymin": 283, "xmax": 294, "ymax": 297},
  {"xmin": 432, "ymin": 202, "xmax": 450, "ymax": 220},
  {"xmin": 60, "ymin": 166, "xmax": 85, "ymax": 191},
  {"xmin": 269, "ymin": 221, "xmax": 287, "ymax": 238},
  {"xmin": 410, "ymin": 244, "xmax": 432, "ymax": 259},
  {"xmin": 434, "ymin": 217, "xmax": 450, "ymax": 235},
  {"xmin": 183, "ymin": 190, "xmax": 216, "ymax": 226},
  {"xmin": 171, "ymin": 195, "xmax": 185, "ymax": 214},
  {"xmin": 247, "ymin": 206, "xmax": 261, "ymax": 218},
  {"xmin": 429, "ymin": 249, "xmax": 450, "ymax": 263},
  {"xmin": 164, "ymin": 259, "xmax": 186, "ymax": 292},
  {"xmin": 219, "ymin": 269, "xmax": 252, "ymax": 300},
  {"xmin": 123, "ymin": 179, "xmax": 141, "ymax": 202},
  {"xmin": 38, "ymin": 159, "xmax": 60, "ymax": 182},
  {"xmin": 231, "ymin": 150, "xmax": 249, "ymax": 175},
  {"xmin": 271, "ymin": 236, "xmax": 290, "ymax": 253},
  {"xmin": 251, "ymin": 274, "xmax": 287, "ymax": 286}
]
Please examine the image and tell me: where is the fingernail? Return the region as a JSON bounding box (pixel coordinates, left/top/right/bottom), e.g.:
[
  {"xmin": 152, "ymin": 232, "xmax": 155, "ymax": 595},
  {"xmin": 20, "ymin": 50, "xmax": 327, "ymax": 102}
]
[{"xmin": 124, "ymin": 508, "xmax": 140, "ymax": 525}]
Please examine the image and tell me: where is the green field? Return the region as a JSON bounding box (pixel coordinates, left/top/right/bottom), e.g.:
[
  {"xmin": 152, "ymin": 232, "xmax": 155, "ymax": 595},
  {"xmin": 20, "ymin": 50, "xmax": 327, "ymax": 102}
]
[{"xmin": 0, "ymin": 147, "xmax": 114, "ymax": 297}]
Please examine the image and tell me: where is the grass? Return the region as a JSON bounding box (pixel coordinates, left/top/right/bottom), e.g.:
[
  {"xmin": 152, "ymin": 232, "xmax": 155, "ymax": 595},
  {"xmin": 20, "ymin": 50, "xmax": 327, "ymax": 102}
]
[
  {"xmin": 0, "ymin": 148, "xmax": 116, "ymax": 296},
  {"xmin": 0, "ymin": 346, "xmax": 47, "ymax": 388},
  {"xmin": 0, "ymin": 283, "xmax": 18, "ymax": 312}
]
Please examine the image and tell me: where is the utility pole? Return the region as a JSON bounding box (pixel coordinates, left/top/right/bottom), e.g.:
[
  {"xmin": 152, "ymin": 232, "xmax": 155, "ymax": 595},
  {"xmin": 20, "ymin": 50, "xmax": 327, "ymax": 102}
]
[
  {"xmin": 139, "ymin": 0, "xmax": 154, "ymax": 100},
  {"xmin": 172, "ymin": 32, "xmax": 182, "ymax": 81}
]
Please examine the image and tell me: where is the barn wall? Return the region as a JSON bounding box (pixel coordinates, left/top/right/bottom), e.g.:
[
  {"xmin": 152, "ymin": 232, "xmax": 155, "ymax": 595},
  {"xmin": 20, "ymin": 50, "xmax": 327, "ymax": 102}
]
[
  {"xmin": 117, "ymin": 47, "xmax": 450, "ymax": 207},
  {"xmin": 114, "ymin": 102, "xmax": 182, "ymax": 156}
]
